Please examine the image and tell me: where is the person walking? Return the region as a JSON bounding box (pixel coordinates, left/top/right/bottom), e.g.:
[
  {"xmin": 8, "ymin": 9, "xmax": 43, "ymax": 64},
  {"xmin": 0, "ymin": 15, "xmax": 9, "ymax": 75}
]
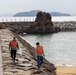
[
  {"xmin": 36, "ymin": 42, "xmax": 45, "ymax": 70},
  {"xmin": 9, "ymin": 37, "xmax": 19, "ymax": 63}
]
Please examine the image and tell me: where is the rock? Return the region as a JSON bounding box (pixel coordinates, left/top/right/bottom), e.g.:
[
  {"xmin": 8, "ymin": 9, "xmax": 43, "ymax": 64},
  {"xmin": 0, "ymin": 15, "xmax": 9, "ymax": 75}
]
[
  {"xmin": 25, "ymin": 11, "xmax": 60, "ymax": 34},
  {"xmin": 16, "ymin": 63, "xmax": 32, "ymax": 67},
  {"xmin": 33, "ymin": 70, "xmax": 43, "ymax": 74},
  {"xmin": 4, "ymin": 70, "xmax": 32, "ymax": 75},
  {"xmin": 17, "ymin": 58, "xmax": 29, "ymax": 63},
  {"xmin": 16, "ymin": 67, "xmax": 33, "ymax": 71}
]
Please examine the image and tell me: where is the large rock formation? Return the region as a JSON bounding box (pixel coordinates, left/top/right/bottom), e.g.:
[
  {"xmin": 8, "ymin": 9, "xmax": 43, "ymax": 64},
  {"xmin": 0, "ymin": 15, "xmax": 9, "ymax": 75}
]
[
  {"xmin": 0, "ymin": 11, "xmax": 61, "ymax": 34},
  {"xmin": 25, "ymin": 11, "xmax": 60, "ymax": 34}
]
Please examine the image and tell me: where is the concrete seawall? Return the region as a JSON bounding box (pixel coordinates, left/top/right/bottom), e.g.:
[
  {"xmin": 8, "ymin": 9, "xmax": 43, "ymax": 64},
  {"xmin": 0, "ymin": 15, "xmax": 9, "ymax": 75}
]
[{"xmin": 0, "ymin": 29, "xmax": 56, "ymax": 75}]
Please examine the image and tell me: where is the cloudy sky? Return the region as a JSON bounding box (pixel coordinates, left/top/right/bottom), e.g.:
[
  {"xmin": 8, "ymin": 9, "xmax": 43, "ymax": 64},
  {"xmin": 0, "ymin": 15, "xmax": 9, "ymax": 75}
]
[{"xmin": 0, "ymin": 0, "xmax": 76, "ymax": 16}]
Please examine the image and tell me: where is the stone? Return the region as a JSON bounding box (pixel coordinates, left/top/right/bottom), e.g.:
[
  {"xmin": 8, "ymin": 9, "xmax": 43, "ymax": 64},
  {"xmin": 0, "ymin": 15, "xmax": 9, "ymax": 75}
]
[
  {"xmin": 25, "ymin": 11, "xmax": 60, "ymax": 34},
  {"xmin": 18, "ymin": 58, "xmax": 29, "ymax": 63},
  {"xmin": 4, "ymin": 70, "xmax": 32, "ymax": 75},
  {"xmin": 16, "ymin": 63, "xmax": 32, "ymax": 67},
  {"xmin": 33, "ymin": 70, "xmax": 43, "ymax": 74}
]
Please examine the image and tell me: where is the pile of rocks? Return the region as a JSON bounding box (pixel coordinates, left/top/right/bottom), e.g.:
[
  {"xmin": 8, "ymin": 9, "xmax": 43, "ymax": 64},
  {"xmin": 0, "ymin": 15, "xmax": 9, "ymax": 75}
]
[
  {"xmin": 0, "ymin": 29, "xmax": 56, "ymax": 75},
  {"xmin": 0, "ymin": 22, "xmax": 34, "ymax": 34}
]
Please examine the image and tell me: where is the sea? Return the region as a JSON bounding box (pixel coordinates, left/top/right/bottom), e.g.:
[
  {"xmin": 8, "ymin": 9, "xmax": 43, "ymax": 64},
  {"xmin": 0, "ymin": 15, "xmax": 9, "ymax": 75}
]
[{"xmin": 21, "ymin": 16, "xmax": 76, "ymax": 66}]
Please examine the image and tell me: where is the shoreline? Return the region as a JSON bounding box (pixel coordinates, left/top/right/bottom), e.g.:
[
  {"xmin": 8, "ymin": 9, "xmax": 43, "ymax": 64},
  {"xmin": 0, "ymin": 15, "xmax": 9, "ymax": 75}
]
[
  {"xmin": 55, "ymin": 64, "xmax": 76, "ymax": 67},
  {"xmin": 56, "ymin": 66, "xmax": 76, "ymax": 75}
]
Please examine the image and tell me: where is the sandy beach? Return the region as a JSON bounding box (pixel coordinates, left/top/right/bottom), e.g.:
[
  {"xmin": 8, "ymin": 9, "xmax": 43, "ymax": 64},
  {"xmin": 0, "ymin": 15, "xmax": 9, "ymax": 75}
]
[{"xmin": 56, "ymin": 66, "xmax": 76, "ymax": 75}]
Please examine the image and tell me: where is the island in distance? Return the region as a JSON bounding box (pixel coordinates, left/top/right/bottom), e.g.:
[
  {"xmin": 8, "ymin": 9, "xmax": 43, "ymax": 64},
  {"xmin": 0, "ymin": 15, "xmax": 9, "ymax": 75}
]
[{"xmin": 14, "ymin": 10, "xmax": 71, "ymax": 17}]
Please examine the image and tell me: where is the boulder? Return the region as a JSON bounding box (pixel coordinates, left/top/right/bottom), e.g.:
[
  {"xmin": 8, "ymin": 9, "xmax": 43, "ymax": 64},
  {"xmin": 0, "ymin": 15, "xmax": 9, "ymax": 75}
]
[{"xmin": 25, "ymin": 11, "xmax": 60, "ymax": 34}]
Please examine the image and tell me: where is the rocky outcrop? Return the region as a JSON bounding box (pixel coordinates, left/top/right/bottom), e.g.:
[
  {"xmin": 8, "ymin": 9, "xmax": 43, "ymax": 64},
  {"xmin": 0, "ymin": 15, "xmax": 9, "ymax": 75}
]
[
  {"xmin": 0, "ymin": 29, "xmax": 56, "ymax": 75},
  {"xmin": 25, "ymin": 11, "xmax": 60, "ymax": 34},
  {"xmin": 0, "ymin": 22, "xmax": 34, "ymax": 34},
  {"xmin": 0, "ymin": 11, "xmax": 61, "ymax": 34}
]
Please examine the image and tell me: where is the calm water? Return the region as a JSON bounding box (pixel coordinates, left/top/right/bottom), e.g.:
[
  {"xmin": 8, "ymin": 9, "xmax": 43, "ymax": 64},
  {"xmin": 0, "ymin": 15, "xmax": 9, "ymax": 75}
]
[{"xmin": 22, "ymin": 32, "xmax": 76, "ymax": 66}]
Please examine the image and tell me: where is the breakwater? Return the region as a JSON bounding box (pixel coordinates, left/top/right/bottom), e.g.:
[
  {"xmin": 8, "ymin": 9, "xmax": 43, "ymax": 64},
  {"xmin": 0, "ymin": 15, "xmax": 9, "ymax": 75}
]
[
  {"xmin": 0, "ymin": 29, "xmax": 56, "ymax": 75},
  {"xmin": 0, "ymin": 21, "xmax": 60, "ymax": 34},
  {"xmin": 0, "ymin": 21, "xmax": 76, "ymax": 35}
]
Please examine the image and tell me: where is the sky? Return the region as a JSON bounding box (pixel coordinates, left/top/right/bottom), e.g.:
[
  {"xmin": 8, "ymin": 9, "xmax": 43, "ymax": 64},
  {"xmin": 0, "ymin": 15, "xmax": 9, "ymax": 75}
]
[{"xmin": 0, "ymin": 0, "xmax": 76, "ymax": 16}]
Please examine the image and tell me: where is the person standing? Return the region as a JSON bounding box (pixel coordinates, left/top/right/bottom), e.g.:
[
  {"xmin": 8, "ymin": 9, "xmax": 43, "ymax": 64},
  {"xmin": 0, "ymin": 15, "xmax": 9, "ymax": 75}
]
[
  {"xmin": 9, "ymin": 37, "xmax": 19, "ymax": 63},
  {"xmin": 36, "ymin": 42, "xmax": 45, "ymax": 70}
]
